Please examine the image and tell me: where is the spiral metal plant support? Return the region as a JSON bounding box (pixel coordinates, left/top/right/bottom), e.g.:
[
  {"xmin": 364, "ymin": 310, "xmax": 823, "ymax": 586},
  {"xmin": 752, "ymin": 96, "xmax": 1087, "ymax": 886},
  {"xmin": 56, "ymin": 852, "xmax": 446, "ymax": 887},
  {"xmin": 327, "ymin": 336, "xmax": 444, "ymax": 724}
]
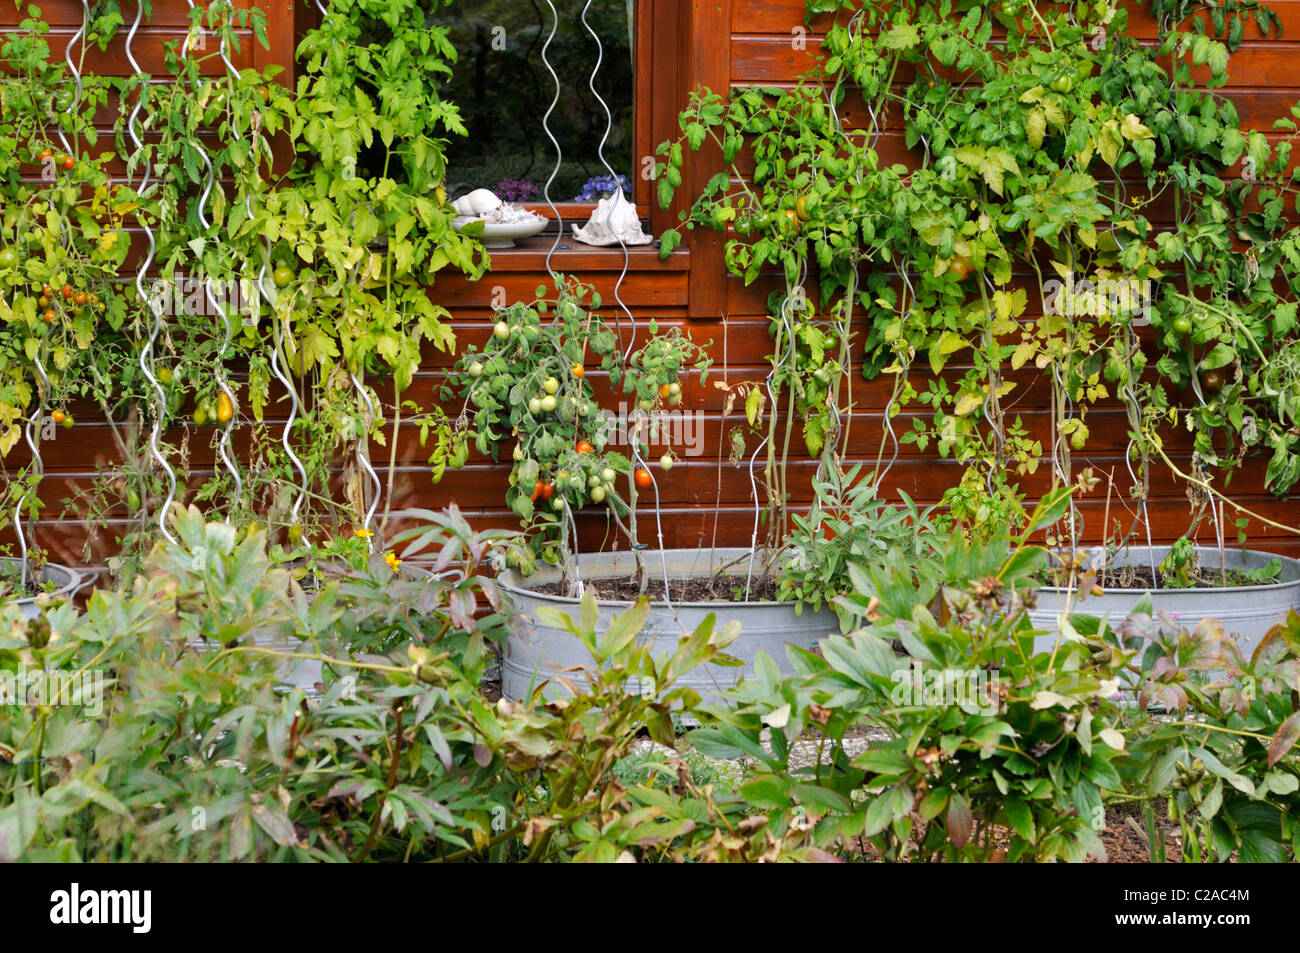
[
  {"xmin": 1050, "ymin": 361, "xmax": 1082, "ymax": 546},
  {"xmin": 1104, "ymin": 176, "xmax": 1159, "ymax": 584},
  {"xmin": 350, "ymin": 372, "xmax": 382, "ymax": 548},
  {"xmin": 309, "ymin": 0, "xmax": 374, "ymax": 543},
  {"xmin": 205, "ymin": 271, "xmax": 244, "ymax": 512},
  {"xmin": 14, "ymin": 355, "xmax": 53, "ymax": 592},
  {"xmin": 126, "ymin": 2, "xmax": 178, "ymax": 543},
  {"xmin": 1046, "ymin": 239, "xmax": 1079, "ymax": 534},
  {"xmin": 974, "ymin": 274, "xmax": 1001, "ymax": 501},
  {"xmin": 181, "ymin": 2, "xmax": 244, "ymax": 517},
  {"xmin": 14, "ymin": 2, "xmax": 94, "ymax": 584},
  {"xmin": 57, "ymin": 1, "xmax": 88, "ymax": 156},
  {"xmin": 262, "ymin": 262, "xmax": 311, "ymax": 532},
  {"xmin": 578, "ymin": 0, "xmax": 683, "ymax": 606},
  {"xmin": 829, "ymin": 20, "xmax": 901, "ymax": 493},
  {"xmin": 746, "ymin": 258, "xmax": 805, "ymax": 600},
  {"xmin": 874, "ymin": 265, "xmax": 919, "ymax": 487},
  {"xmin": 539, "ymin": 1, "xmax": 566, "ymax": 281},
  {"xmin": 215, "ymin": 4, "xmax": 310, "ymax": 534},
  {"xmin": 1123, "ymin": 380, "xmax": 1160, "ymax": 589}
]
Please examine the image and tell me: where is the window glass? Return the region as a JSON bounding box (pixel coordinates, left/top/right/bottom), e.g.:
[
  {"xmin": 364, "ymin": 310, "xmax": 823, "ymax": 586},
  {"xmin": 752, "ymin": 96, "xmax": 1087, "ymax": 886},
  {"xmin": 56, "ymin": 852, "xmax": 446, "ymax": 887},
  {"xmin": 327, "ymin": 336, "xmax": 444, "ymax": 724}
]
[{"xmin": 441, "ymin": 0, "xmax": 634, "ymax": 203}]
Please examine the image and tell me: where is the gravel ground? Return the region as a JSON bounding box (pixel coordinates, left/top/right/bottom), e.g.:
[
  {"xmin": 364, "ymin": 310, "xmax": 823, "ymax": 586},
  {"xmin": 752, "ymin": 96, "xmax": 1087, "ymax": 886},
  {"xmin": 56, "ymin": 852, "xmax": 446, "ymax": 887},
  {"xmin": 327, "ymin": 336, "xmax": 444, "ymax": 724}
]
[{"xmin": 631, "ymin": 724, "xmax": 891, "ymax": 775}]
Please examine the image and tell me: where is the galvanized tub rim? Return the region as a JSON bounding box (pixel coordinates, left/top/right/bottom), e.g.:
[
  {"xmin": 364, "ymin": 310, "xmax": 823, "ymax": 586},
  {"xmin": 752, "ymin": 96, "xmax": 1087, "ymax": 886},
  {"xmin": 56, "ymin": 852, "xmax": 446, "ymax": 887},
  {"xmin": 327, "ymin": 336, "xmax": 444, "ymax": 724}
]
[
  {"xmin": 498, "ymin": 547, "xmax": 793, "ymax": 610},
  {"xmin": 1035, "ymin": 545, "xmax": 1300, "ymax": 597},
  {"xmin": 0, "ymin": 558, "xmax": 82, "ymax": 607}
]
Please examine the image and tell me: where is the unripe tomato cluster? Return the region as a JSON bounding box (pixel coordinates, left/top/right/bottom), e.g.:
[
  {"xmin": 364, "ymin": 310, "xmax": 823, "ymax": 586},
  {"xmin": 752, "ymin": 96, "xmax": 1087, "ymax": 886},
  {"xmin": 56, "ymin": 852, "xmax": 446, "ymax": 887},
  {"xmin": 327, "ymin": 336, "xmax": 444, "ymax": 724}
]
[{"xmin": 456, "ymin": 298, "xmax": 708, "ymax": 564}]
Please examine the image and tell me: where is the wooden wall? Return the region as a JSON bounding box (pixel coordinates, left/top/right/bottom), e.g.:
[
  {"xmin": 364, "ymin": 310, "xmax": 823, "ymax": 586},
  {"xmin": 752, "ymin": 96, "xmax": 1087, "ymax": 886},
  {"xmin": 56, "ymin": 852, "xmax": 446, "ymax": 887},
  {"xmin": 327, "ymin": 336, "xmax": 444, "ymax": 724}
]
[
  {"xmin": 709, "ymin": 0, "xmax": 1300, "ymax": 558},
  {"xmin": 7, "ymin": 0, "xmax": 1300, "ymax": 570}
]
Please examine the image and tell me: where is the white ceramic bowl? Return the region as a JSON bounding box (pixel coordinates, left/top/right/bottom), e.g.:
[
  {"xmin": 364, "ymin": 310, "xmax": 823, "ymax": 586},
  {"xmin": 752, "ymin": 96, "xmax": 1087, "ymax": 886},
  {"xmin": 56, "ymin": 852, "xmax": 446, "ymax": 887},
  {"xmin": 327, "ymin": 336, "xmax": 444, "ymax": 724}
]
[{"xmin": 453, "ymin": 215, "xmax": 548, "ymax": 248}]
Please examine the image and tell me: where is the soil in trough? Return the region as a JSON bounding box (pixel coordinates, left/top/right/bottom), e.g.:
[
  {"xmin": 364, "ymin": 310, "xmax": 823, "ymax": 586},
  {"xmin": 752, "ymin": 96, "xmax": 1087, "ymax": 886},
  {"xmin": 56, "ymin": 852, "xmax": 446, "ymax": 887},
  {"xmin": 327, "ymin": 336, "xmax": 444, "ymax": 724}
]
[
  {"xmin": 533, "ymin": 573, "xmax": 781, "ymax": 603},
  {"xmin": 0, "ymin": 568, "xmax": 51, "ymax": 600},
  {"xmin": 1097, "ymin": 564, "xmax": 1269, "ymax": 591}
]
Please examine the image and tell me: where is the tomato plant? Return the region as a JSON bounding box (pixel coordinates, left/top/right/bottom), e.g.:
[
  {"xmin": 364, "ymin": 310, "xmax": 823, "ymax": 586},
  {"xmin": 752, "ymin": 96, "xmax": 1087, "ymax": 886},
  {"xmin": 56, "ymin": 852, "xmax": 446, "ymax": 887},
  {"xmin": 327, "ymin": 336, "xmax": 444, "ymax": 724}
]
[{"xmin": 448, "ymin": 280, "xmax": 709, "ymax": 580}]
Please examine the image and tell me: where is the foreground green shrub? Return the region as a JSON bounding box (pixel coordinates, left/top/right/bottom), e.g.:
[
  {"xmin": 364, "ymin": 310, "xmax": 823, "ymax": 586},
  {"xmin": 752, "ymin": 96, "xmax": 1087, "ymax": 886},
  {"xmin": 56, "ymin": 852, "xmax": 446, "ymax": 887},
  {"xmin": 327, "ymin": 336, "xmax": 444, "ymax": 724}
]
[
  {"xmin": 3, "ymin": 500, "xmax": 1295, "ymax": 862},
  {"xmin": 1112, "ymin": 604, "xmax": 1300, "ymax": 862},
  {"xmin": 0, "ymin": 506, "xmax": 520, "ymax": 861},
  {"xmin": 1, "ymin": 506, "xmax": 813, "ymax": 862},
  {"xmin": 694, "ymin": 489, "xmax": 1300, "ymax": 862}
]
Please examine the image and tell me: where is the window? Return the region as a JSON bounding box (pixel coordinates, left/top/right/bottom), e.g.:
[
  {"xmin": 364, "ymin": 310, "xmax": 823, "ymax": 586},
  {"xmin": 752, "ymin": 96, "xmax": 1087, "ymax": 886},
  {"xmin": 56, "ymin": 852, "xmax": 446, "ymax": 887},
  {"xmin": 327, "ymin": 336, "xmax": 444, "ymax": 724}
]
[{"xmin": 440, "ymin": 0, "xmax": 635, "ymax": 206}]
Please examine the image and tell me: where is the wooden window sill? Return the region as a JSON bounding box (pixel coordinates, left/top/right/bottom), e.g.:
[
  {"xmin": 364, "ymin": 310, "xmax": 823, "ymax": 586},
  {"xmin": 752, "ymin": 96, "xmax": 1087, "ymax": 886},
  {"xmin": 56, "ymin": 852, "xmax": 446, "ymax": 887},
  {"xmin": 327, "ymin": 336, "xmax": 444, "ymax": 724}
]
[{"xmin": 478, "ymin": 235, "xmax": 689, "ymax": 272}]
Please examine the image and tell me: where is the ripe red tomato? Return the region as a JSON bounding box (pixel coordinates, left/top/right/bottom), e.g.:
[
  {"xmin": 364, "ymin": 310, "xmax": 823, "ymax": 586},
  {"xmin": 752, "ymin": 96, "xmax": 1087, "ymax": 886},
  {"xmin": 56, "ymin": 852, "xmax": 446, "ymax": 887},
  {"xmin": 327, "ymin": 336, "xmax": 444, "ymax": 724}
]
[
  {"xmin": 634, "ymin": 468, "xmax": 652, "ymax": 490},
  {"xmin": 575, "ymin": 440, "xmax": 593, "ymax": 454}
]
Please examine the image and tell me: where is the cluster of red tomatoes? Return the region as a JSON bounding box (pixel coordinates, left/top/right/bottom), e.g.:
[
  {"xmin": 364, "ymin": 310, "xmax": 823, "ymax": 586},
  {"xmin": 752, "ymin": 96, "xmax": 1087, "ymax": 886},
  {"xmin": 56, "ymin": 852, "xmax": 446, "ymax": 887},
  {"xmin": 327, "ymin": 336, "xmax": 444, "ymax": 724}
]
[
  {"xmin": 36, "ymin": 281, "xmax": 102, "ymax": 323},
  {"xmin": 35, "ymin": 147, "xmax": 76, "ymax": 172}
]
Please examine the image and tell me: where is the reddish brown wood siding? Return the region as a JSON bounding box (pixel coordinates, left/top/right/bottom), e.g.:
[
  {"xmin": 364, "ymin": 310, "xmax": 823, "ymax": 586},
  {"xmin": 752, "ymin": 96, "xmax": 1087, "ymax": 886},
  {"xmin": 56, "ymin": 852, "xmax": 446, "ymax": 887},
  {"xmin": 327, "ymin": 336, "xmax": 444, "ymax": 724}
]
[{"xmin": 7, "ymin": 0, "xmax": 1300, "ymax": 569}]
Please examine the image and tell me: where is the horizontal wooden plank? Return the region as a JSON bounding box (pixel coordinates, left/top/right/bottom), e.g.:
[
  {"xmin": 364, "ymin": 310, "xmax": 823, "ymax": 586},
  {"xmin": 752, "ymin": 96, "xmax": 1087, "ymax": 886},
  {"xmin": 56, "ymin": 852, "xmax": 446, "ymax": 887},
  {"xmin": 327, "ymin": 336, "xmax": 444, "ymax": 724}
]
[
  {"xmin": 0, "ymin": 0, "xmax": 253, "ymax": 27},
  {"xmin": 732, "ymin": 36, "xmax": 1300, "ymax": 88},
  {"xmin": 727, "ymin": 82, "xmax": 1300, "ymax": 135},
  {"xmin": 0, "ymin": 27, "xmax": 255, "ymax": 77},
  {"xmin": 733, "ymin": 0, "xmax": 1300, "ymax": 39}
]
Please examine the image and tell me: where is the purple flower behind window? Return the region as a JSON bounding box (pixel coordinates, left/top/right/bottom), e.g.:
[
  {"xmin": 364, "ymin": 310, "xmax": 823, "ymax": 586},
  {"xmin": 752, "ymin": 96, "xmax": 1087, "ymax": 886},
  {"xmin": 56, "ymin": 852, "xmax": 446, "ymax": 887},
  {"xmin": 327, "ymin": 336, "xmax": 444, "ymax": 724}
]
[
  {"xmin": 573, "ymin": 174, "xmax": 632, "ymax": 202},
  {"xmin": 496, "ymin": 179, "xmax": 540, "ymax": 203}
]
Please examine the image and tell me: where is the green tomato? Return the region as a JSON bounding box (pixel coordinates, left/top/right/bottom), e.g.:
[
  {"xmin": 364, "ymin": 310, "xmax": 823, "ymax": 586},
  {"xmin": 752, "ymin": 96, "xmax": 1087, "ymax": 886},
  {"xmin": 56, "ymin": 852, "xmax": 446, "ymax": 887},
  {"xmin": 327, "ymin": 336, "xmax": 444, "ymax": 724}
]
[
  {"xmin": 601, "ymin": 467, "xmax": 616, "ymax": 484},
  {"xmin": 528, "ymin": 397, "xmax": 543, "ymax": 415},
  {"xmin": 590, "ymin": 485, "xmax": 606, "ymax": 503},
  {"xmin": 542, "ymin": 376, "xmax": 559, "ymax": 395},
  {"xmin": 493, "ymin": 321, "xmax": 510, "ymax": 341},
  {"xmin": 540, "ymin": 394, "xmax": 557, "ymax": 413},
  {"xmin": 0, "ymin": 249, "xmax": 17, "ymax": 268},
  {"xmin": 1171, "ymin": 316, "xmax": 1193, "ymax": 335},
  {"xmin": 468, "ymin": 361, "xmax": 484, "ymax": 378},
  {"xmin": 551, "ymin": 496, "xmax": 566, "ymax": 511},
  {"xmin": 272, "ymin": 265, "xmax": 294, "ymax": 288},
  {"xmin": 1049, "ymin": 76, "xmax": 1073, "ymax": 94}
]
